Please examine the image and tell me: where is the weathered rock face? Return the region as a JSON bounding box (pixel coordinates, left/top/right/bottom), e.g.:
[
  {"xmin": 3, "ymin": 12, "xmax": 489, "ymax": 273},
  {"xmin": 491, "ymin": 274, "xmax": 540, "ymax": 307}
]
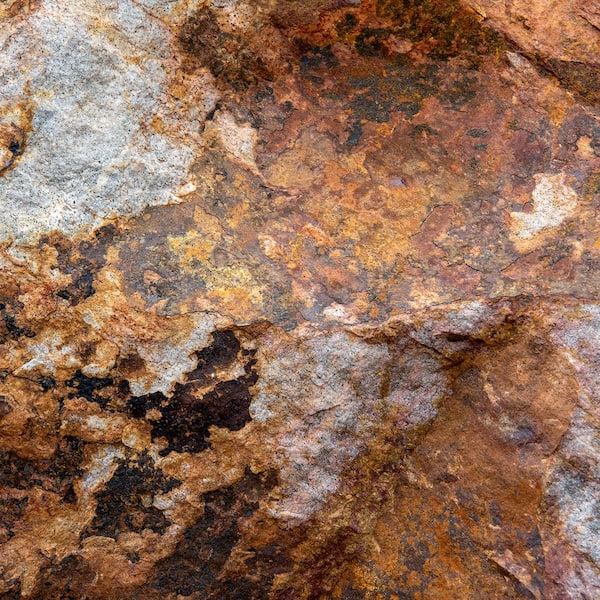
[{"xmin": 0, "ymin": 0, "xmax": 599, "ymax": 598}]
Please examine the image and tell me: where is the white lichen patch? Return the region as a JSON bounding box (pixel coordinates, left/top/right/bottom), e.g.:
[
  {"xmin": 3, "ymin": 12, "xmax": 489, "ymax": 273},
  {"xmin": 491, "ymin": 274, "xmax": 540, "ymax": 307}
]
[
  {"xmin": 0, "ymin": 0, "xmax": 209, "ymax": 243},
  {"xmin": 323, "ymin": 302, "xmax": 358, "ymax": 324},
  {"xmin": 128, "ymin": 312, "xmax": 223, "ymax": 396},
  {"xmin": 15, "ymin": 332, "xmax": 82, "ymax": 376},
  {"xmin": 510, "ymin": 173, "xmax": 578, "ymax": 246}
]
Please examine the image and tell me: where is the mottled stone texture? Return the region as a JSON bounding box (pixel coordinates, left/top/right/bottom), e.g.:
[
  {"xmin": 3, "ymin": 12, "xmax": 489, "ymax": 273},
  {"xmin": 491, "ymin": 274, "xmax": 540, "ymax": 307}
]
[{"xmin": 0, "ymin": 0, "xmax": 599, "ymax": 598}]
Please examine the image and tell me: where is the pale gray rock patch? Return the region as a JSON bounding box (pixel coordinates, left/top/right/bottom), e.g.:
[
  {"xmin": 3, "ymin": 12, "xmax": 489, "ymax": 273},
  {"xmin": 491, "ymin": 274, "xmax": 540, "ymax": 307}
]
[
  {"xmin": 559, "ymin": 408, "xmax": 600, "ymax": 481},
  {"xmin": 545, "ymin": 304, "xmax": 600, "ymax": 589},
  {"xmin": 0, "ymin": 0, "xmax": 210, "ymax": 242},
  {"xmin": 546, "ymin": 470, "xmax": 600, "ymax": 566},
  {"xmin": 252, "ymin": 329, "xmax": 446, "ymax": 521},
  {"xmin": 552, "ymin": 304, "xmax": 600, "ymax": 415},
  {"xmin": 130, "ymin": 313, "xmax": 223, "ymax": 396}
]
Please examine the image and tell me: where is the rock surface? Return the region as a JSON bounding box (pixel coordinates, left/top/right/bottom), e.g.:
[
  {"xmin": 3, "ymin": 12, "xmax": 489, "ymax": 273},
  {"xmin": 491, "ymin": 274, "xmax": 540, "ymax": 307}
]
[{"xmin": 0, "ymin": 0, "xmax": 599, "ymax": 598}]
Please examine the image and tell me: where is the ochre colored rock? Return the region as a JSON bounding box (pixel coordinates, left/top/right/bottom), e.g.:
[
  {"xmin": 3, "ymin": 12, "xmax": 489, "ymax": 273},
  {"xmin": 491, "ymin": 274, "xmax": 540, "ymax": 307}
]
[{"xmin": 0, "ymin": 0, "xmax": 599, "ymax": 598}]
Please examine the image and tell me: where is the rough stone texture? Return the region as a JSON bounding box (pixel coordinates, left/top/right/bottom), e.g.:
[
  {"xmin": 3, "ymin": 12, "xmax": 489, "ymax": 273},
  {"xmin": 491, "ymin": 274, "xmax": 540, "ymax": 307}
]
[{"xmin": 0, "ymin": 0, "xmax": 599, "ymax": 598}]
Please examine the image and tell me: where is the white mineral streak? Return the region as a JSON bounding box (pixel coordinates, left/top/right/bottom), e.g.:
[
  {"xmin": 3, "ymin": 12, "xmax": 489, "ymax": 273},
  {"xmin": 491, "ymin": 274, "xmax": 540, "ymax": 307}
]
[
  {"xmin": 80, "ymin": 445, "xmax": 125, "ymax": 494},
  {"xmin": 0, "ymin": 0, "xmax": 208, "ymax": 242},
  {"xmin": 206, "ymin": 109, "xmax": 260, "ymax": 175},
  {"xmin": 15, "ymin": 332, "xmax": 81, "ymax": 375},
  {"xmin": 130, "ymin": 313, "xmax": 221, "ymax": 396}
]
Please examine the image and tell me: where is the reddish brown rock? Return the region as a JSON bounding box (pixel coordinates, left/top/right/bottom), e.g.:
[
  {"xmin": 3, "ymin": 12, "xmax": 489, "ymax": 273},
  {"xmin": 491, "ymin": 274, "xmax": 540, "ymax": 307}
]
[{"xmin": 0, "ymin": 0, "xmax": 599, "ymax": 599}]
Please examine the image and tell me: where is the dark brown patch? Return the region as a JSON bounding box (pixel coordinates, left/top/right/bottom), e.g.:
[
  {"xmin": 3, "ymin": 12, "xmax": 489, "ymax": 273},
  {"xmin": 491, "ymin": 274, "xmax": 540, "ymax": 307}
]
[
  {"xmin": 31, "ymin": 554, "xmax": 95, "ymax": 600},
  {"xmin": 375, "ymin": 0, "xmax": 505, "ymax": 61},
  {"xmin": 144, "ymin": 468, "xmax": 284, "ymax": 599},
  {"xmin": 65, "ymin": 370, "xmax": 114, "ymax": 409},
  {"xmin": 127, "ymin": 331, "xmax": 258, "ymax": 455},
  {"xmin": 41, "ymin": 224, "xmax": 118, "ymax": 305},
  {"xmin": 0, "ymin": 436, "xmax": 84, "ymax": 544},
  {"xmin": 178, "ymin": 8, "xmax": 274, "ymax": 90},
  {"xmin": 116, "ymin": 353, "xmax": 146, "ymax": 379},
  {"xmin": 267, "ymin": 0, "xmax": 341, "ymax": 29},
  {"xmin": 0, "ymin": 302, "xmax": 36, "ymax": 342},
  {"xmin": 558, "ymin": 112, "xmax": 600, "ymax": 157},
  {"xmin": 0, "ymin": 495, "xmax": 28, "ymax": 543},
  {"xmin": 0, "ymin": 396, "xmax": 12, "ymax": 417},
  {"xmin": 0, "ymin": 579, "xmax": 22, "ymax": 599},
  {"xmin": 0, "ymin": 436, "xmax": 85, "ymax": 496},
  {"xmin": 186, "ymin": 330, "xmax": 241, "ymax": 384},
  {"xmin": 537, "ymin": 58, "xmax": 600, "ymax": 105},
  {"xmin": 84, "ymin": 453, "xmax": 180, "ymax": 540}
]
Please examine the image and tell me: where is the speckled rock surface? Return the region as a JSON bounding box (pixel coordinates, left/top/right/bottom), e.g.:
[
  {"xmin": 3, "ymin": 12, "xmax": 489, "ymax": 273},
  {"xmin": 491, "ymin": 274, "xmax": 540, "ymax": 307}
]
[{"xmin": 0, "ymin": 1, "xmax": 599, "ymax": 598}]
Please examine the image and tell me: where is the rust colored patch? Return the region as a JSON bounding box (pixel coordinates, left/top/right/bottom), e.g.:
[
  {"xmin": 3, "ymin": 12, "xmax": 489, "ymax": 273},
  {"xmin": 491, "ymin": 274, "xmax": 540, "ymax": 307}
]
[
  {"xmin": 270, "ymin": 314, "xmax": 579, "ymax": 599},
  {"xmin": 0, "ymin": 0, "xmax": 599, "ymax": 598},
  {"xmin": 0, "ymin": 103, "xmax": 34, "ymax": 176},
  {"xmin": 178, "ymin": 7, "xmax": 276, "ymax": 90},
  {"xmin": 0, "ymin": 0, "xmax": 39, "ymax": 21}
]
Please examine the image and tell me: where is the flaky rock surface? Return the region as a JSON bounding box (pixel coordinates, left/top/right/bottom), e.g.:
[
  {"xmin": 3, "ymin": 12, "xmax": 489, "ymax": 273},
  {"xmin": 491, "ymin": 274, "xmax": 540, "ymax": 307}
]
[{"xmin": 0, "ymin": 0, "xmax": 599, "ymax": 598}]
